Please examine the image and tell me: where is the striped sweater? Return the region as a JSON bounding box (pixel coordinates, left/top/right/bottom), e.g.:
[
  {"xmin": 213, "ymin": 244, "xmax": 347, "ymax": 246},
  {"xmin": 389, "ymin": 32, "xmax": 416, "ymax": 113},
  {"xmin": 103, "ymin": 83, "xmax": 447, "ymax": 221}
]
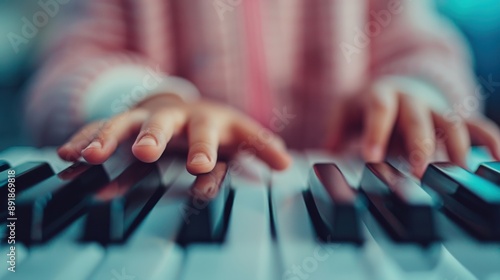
[{"xmin": 25, "ymin": 0, "xmax": 478, "ymax": 149}]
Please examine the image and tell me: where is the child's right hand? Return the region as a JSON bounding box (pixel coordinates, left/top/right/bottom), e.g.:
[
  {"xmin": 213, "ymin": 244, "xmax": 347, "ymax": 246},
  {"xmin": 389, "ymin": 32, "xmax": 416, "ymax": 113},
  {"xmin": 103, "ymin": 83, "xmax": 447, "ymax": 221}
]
[{"xmin": 57, "ymin": 93, "xmax": 292, "ymax": 174}]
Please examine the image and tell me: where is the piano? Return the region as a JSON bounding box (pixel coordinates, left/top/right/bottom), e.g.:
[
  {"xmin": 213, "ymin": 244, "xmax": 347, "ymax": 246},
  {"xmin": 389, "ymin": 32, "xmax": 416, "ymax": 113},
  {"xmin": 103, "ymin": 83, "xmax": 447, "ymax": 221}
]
[{"xmin": 1, "ymin": 146, "xmax": 500, "ymax": 280}]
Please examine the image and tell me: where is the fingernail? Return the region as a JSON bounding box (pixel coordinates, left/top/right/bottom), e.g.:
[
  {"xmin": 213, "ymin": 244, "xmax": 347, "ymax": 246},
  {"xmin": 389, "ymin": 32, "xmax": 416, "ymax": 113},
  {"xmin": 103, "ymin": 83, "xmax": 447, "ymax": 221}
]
[
  {"xmin": 136, "ymin": 135, "xmax": 157, "ymax": 146},
  {"xmin": 82, "ymin": 141, "xmax": 102, "ymax": 152},
  {"xmin": 190, "ymin": 153, "xmax": 210, "ymax": 165}
]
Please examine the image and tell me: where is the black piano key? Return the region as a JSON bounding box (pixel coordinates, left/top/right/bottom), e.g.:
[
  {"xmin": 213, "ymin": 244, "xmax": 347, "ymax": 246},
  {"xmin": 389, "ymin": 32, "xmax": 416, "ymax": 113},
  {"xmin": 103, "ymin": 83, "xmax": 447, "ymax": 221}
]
[
  {"xmin": 83, "ymin": 162, "xmax": 163, "ymax": 243},
  {"xmin": 177, "ymin": 162, "xmax": 234, "ymax": 246},
  {"xmin": 475, "ymin": 162, "xmax": 500, "ymax": 185},
  {"xmin": 16, "ymin": 162, "xmax": 109, "ymax": 244},
  {"xmin": 304, "ymin": 163, "xmax": 364, "ymax": 243},
  {"xmin": 360, "ymin": 162, "xmax": 438, "ymax": 243},
  {"xmin": 0, "ymin": 161, "xmax": 53, "ymax": 191},
  {"xmin": 422, "ymin": 163, "xmax": 500, "ymax": 240},
  {"xmin": 1, "ymin": 162, "xmax": 54, "ymax": 219},
  {"xmin": 0, "ymin": 160, "xmax": 10, "ymax": 172}
]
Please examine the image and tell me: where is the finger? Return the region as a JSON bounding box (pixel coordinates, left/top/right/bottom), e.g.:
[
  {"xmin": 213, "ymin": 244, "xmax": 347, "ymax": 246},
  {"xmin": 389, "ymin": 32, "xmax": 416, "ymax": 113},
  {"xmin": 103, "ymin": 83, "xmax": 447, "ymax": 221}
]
[
  {"xmin": 466, "ymin": 118, "xmax": 500, "ymax": 160},
  {"xmin": 398, "ymin": 96, "xmax": 435, "ymax": 177},
  {"xmin": 186, "ymin": 115, "xmax": 220, "ymax": 174},
  {"xmin": 432, "ymin": 112, "xmax": 470, "ymax": 168},
  {"xmin": 81, "ymin": 110, "xmax": 148, "ymax": 164},
  {"xmin": 132, "ymin": 108, "xmax": 186, "ymax": 163},
  {"xmin": 191, "ymin": 162, "xmax": 227, "ymax": 200},
  {"xmin": 325, "ymin": 97, "xmax": 347, "ymax": 151},
  {"xmin": 362, "ymin": 87, "xmax": 398, "ymax": 162},
  {"xmin": 233, "ymin": 116, "xmax": 292, "ymax": 171},
  {"xmin": 57, "ymin": 122, "xmax": 106, "ymax": 161}
]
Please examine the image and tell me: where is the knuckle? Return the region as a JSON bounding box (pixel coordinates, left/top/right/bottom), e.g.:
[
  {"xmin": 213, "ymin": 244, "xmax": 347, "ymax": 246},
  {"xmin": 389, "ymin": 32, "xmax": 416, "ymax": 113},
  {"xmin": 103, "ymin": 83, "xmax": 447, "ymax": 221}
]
[
  {"xmin": 96, "ymin": 120, "xmax": 115, "ymax": 137},
  {"xmin": 156, "ymin": 108, "xmax": 187, "ymax": 128},
  {"xmin": 91, "ymin": 134, "xmax": 106, "ymax": 146},
  {"xmin": 190, "ymin": 115, "xmax": 217, "ymax": 130},
  {"xmin": 190, "ymin": 116, "xmax": 210, "ymax": 127},
  {"xmin": 141, "ymin": 123, "xmax": 167, "ymax": 140},
  {"xmin": 443, "ymin": 117, "xmax": 465, "ymax": 132},
  {"xmin": 157, "ymin": 107, "xmax": 184, "ymax": 117},
  {"xmin": 76, "ymin": 124, "xmax": 99, "ymax": 141},
  {"xmin": 190, "ymin": 141, "xmax": 216, "ymax": 153}
]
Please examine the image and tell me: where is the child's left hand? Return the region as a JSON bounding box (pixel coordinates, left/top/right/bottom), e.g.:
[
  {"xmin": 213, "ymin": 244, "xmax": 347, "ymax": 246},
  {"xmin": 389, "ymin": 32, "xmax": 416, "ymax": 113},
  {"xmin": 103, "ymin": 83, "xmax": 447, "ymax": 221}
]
[{"xmin": 325, "ymin": 78, "xmax": 500, "ymax": 177}]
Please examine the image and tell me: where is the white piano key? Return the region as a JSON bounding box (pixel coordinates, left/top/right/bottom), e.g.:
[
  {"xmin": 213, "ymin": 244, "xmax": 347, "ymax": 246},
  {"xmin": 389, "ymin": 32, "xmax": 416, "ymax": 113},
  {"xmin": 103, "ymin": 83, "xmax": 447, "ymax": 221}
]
[
  {"xmin": 6, "ymin": 242, "xmax": 103, "ymax": 280},
  {"xmin": 0, "ymin": 244, "xmax": 28, "ymax": 278},
  {"xmin": 274, "ymin": 153, "xmax": 424, "ymax": 280},
  {"xmin": 181, "ymin": 158, "xmax": 277, "ymax": 280},
  {"xmin": 91, "ymin": 240, "xmax": 184, "ymax": 280},
  {"xmin": 89, "ymin": 159, "xmax": 192, "ymax": 280},
  {"xmin": 0, "ymin": 146, "xmax": 73, "ymax": 174},
  {"xmin": 305, "ymin": 151, "xmax": 479, "ymax": 279},
  {"xmin": 435, "ymin": 211, "xmax": 500, "ymax": 279},
  {"xmin": 5, "ymin": 218, "xmax": 104, "ymax": 280},
  {"xmin": 0, "ymin": 147, "xmax": 39, "ymax": 167},
  {"xmin": 486, "ymin": 273, "xmax": 500, "ymax": 280},
  {"xmin": 361, "ymin": 210, "xmax": 478, "ymax": 280},
  {"xmin": 3, "ymin": 157, "xmax": 186, "ymax": 280},
  {"xmin": 0, "ymin": 146, "xmax": 496, "ymax": 280}
]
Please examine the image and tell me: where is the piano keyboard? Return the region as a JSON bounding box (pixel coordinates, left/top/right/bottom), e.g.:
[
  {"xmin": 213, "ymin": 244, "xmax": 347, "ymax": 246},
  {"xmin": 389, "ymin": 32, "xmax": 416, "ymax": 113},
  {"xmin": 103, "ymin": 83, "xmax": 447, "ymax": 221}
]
[{"xmin": 1, "ymin": 146, "xmax": 500, "ymax": 280}]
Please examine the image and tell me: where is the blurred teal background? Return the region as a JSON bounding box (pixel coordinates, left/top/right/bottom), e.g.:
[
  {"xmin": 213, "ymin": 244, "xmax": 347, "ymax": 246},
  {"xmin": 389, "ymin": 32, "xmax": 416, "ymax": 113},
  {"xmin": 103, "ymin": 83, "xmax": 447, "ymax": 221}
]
[{"xmin": 0, "ymin": 0, "xmax": 499, "ymax": 150}]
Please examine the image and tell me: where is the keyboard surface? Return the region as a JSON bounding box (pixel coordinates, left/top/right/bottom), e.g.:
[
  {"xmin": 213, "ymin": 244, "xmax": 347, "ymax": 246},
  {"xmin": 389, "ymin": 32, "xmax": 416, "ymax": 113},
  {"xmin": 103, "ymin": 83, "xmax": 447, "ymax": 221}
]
[{"xmin": 0, "ymin": 146, "xmax": 499, "ymax": 280}]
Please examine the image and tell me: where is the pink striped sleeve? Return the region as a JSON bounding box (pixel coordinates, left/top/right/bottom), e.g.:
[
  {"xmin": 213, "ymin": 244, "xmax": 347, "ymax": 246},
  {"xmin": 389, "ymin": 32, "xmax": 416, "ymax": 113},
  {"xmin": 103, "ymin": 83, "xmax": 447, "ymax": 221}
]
[
  {"xmin": 24, "ymin": 0, "xmax": 170, "ymax": 145},
  {"xmin": 368, "ymin": 0, "xmax": 478, "ymax": 113}
]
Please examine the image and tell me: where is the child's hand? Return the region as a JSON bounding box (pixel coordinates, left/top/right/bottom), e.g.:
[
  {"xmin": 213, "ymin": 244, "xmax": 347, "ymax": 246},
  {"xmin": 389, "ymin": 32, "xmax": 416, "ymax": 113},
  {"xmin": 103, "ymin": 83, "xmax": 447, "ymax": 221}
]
[
  {"xmin": 57, "ymin": 94, "xmax": 291, "ymax": 174},
  {"xmin": 325, "ymin": 79, "xmax": 500, "ymax": 177}
]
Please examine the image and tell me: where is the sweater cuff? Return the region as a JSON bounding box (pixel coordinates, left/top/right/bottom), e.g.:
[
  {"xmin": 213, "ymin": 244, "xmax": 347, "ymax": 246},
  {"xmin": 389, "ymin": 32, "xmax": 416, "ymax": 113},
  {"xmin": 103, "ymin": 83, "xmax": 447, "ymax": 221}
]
[{"xmin": 83, "ymin": 65, "xmax": 200, "ymax": 122}]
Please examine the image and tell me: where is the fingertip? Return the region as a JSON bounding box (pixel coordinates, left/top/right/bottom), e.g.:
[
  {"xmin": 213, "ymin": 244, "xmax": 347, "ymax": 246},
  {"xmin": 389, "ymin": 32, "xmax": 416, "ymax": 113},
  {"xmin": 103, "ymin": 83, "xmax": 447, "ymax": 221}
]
[
  {"xmin": 81, "ymin": 141, "xmax": 108, "ymax": 164},
  {"xmin": 261, "ymin": 139, "xmax": 293, "ymax": 170},
  {"xmin": 81, "ymin": 149, "xmax": 107, "ymax": 164},
  {"xmin": 412, "ymin": 162, "xmax": 429, "ymax": 179},
  {"xmin": 362, "ymin": 143, "xmax": 384, "ymax": 163},
  {"xmin": 272, "ymin": 152, "xmax": 293, "ymax": 171},
  {"xmin": 494, "ymin": 149, "xmax": 500, "ymax": 161},
  {"xmin": 57, "ymin": 144, "xmax": 80, "ymax": 162},
  {"xmin": 132, "ymin": 145, "xmax": 162, "ymax": 163},
  {"xmin": 452, "ymin": 155, "xmax": 468, "ymax": 171},
  {"xmin": 187, "ymin": 163, "xmax": 215, "ymax": 175},
  {"xmin": 459, "ymin": 159, "xmax": 469, "ymax": 170},
  {"xmin": 187, "ymin": 153, "xmax": 215, "ymax": 175},
  {"xmin": 490, "ymin": 143, "xmax": 500, "ymax": 161},
  {"xmin": 492, "ymin": 140, "xmax": 500, "ymax": 161},
  {"xmin": 448, "ymin": 147, "xmax": 469, "ymax": 171}
]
